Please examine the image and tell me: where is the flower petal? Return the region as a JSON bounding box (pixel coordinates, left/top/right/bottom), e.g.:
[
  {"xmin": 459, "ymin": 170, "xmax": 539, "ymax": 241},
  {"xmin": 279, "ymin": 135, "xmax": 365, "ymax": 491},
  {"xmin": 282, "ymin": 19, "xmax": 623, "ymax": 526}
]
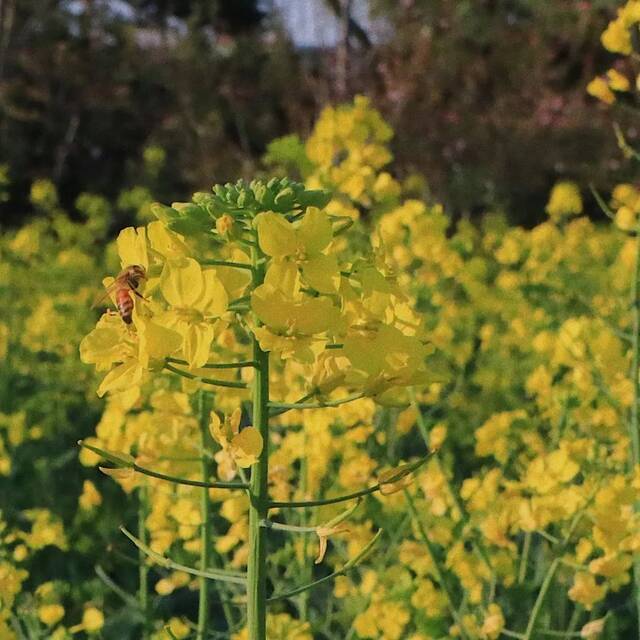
[
  {"xmin": 97, "ymin": 360, "xmax": 143, "ymax": 397},
  {"xmin": 255, "ymin": 212, "xmax": 298, "ymax": 257},
  {"xmin": 183, "ymin": 323, "xmax": 214, "ymax": 369},
  {"xmin": 161, "ymin": 258, "xmax": 204, "ymax": 308},
  {"xmin": 230, "ymin": 427, "xmax": 263, "ymax": 468},
  {"xmin": 197, "ymin": 270, "xmax": 229, "ymax": 317},
  {"xmin": 297, "ymin": 206, "xmax": 332, "ymax": 255},
  {"xmin": 302, "ymin": 254, "xmax": 340, "ymax": 293},
  {"xmin": 117, "ymin": 226, "xmax": 149, "ymax": 270}
]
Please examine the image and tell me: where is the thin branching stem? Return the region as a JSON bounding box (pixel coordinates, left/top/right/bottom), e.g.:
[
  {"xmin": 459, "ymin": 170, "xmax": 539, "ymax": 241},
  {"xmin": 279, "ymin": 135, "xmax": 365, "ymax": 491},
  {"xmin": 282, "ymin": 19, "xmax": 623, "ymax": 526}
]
[
  {"xmin": 166, "ymin": 357, "xmax": 257, "ymax": 370},
  {"xmin": 132, "ymin": 462, "xmax": 248, "ymax": 490},
  {"xmin": 95, "ymin": 565, "xmax": 139, "ymax": 608},
  {"xmin": 269, "ymin": 457, "xmax": 428, "ymax": 509},
  {"xmin": 268, "ymin": 391, "xmax": 317, "ymax": 418},
  {"xmin": 268, "ymin": 392, "xmax": 364, "ymax": 416},
  {"xmin": 120, "ymin": 527, "xmax": 247, "ymax": 585},
  {"xmin": 266, "ymin": 530, "xmax": 382, "ymax": 603},
  {"xmin": 200, "ymin": 259, "xmax": 254, "ymax": 271},
  {"xmin": 408, "ymin": 388, "xmax": 494, "ymax": 575},
  {"xmin": 259, "ymin": 519, "xmax": 316, "ymax": 533},
  {"xmin": 404, "ymin": 489, "xmax": 469, "ymax": 640},
  {"xmin": 138, "ymin": 483, "xmax": 150, "ymax": 638},
  {"xmin": 522, "ymin": 559, "xmax": 560, "ymax": 640},
  {"xmin": 164, "ymin": 362, "xmax": 248, "ymax": 389}
]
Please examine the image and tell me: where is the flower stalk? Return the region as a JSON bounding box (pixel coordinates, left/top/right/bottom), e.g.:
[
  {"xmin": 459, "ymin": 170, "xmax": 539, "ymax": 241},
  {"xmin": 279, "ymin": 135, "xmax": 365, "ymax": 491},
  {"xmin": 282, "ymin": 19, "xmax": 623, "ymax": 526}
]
[
  {"xmin": 138, "ymin": 483, "xmax": 150, "ymax": 639},
  {"xmin": 247, "ymin": 244, "xmax": 270, "ymax": 640},
  {"xmin": 197, "ymin": 390, "xmax": 214, "ymax": 640}
]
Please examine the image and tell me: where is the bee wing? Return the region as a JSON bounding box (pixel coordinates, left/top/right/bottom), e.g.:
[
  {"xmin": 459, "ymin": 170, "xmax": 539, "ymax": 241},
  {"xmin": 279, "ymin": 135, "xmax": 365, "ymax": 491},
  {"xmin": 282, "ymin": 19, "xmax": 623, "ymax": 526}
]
[{"xmin": 91, "ymin": 277, "xmax": 119, "ymax": 309}]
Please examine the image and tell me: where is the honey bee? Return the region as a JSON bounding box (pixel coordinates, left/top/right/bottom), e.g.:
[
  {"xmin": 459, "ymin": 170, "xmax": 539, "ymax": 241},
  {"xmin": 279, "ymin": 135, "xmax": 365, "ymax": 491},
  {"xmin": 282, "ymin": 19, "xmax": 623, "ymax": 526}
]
[{"xmin": 93, "ymin": 264, "xmax": 147, "ymax": 324}]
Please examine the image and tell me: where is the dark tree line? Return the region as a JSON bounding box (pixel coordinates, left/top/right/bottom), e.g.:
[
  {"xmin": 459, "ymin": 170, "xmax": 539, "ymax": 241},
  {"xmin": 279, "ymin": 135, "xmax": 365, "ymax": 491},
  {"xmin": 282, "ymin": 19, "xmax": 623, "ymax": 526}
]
[{"xmin": 0, "ymin": 0, "xmax": 629, "ymax": 227}]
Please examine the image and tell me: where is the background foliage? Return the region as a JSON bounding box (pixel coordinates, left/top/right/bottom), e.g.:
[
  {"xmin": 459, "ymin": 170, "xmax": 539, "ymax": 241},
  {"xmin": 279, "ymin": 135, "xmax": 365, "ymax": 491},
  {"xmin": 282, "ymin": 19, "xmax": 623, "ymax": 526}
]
[{"xmin": 0, "ymin": 0, "xmax": 634, "ymax": 226}]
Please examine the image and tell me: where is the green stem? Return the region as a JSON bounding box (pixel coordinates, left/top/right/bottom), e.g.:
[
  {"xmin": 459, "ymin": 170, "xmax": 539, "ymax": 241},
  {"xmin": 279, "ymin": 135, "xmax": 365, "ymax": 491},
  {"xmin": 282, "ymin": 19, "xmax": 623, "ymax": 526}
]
[
  {"xmin": 166, "ymin": 357, "xmax": 257, "ymax": 370},
  {"xmin": 267, "ymin": 530, "xmax": 382, "ymax": 603},
  {"xmin": 164, "ymin": 362, "xmax": 248, "ymax": 389},
  {"xmin": 138, "ymin": 483, "xmax": 150, "ymax": 639},
  {"xmin": 268, "ymin": 392, "xmax": 364, "ymax": 416},
  {"xmin": 269, "ymin": 457, "xmax": 428, "ymax": 508},
  {"xmin": 95, "ymin": 565, "xmax": 139, "ymax": 608},
  {"xmin": 408, "ymin": 388, "xmax": 494, "ymax": 575},
  {"xmin": 120, "ymin": 527, "xmax": 246, "ymax": 584},
  {"xmin": 563, "ymin": 606, "xmax": 583, "ymax": 640},
  {"xmin": 404, "ymin": 489, "xmax": 469, "ymax": 640},
  {"xmin": 133, "ymin": 462, "xmax": 248, "ymax": 490},
  {"xmin": 247, "ymin": 245, "xmax": 270, "ymax": 640},
  {"xmin": 518, "ymin": 532, "xmax": 531, "ymax": 584},
  {"xmin": 631, "ymin": 225, "xmax": 640, "ymax": 639},
  {"xmin": 197, "ymin": 391, "xmax": 214, "ymax": 640},
  {"xmin": 200, "ymin": 259, "xmax": 254, "ymax": 271},
  {"xmin": 268, "ymin": 390, "xmax": 317, "ymax": 419},
  {"xmin": 299, "ymin": 423, "xmax": 311, "ymax": 622},
  {"xmin": 522, "ymin": 559, "xmax": 560, "ymax": 640}
]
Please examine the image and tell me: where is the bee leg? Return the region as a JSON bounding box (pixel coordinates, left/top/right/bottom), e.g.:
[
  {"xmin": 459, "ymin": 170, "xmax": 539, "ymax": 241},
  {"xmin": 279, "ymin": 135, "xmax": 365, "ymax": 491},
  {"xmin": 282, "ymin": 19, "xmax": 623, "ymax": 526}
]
[{"xmin": 131, "ymin": 289, "xmax": 149, "ymax": 302}]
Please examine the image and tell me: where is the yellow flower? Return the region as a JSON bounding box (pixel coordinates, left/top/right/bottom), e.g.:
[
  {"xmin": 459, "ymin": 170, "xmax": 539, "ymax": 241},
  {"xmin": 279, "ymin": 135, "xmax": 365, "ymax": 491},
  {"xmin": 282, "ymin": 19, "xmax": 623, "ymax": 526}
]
[
  {"xmin": 79, "ymin": 480, "xmax": 102, "ymax": 510},
  {"xmin": 601, "ymin": 17, "xmax": 632, "ymax": 55},
  {"xmin": 0, "ymin": 322, "xmax": 8, "ymax": 360},
  {"xmin": 155, "ymin": 578, "xmax": 175, "ymax": 595},
  {"xmin": 30, "ymin": 179, "xmax": 58, "ymax": 211},
  {"xmin": 164, "ymin": 617, "xmax": 190, "ymax": 638},
  {"xmin": 80, "ymin": 309, "xmax": 181, "ymax": 398},
  {"xmin": 22, "ymin": 509, "xmax": 68, "ymax": 551},
  {"xmin": 580, "ymin": 617, "xmax": 607, "ymax": 639},
  {"xmin": 342, "ymin": 324, "xmax": 429, "ymax": 395},
  {"xmin": 606, "ymin": 68, "xmax": 630, "ymax": 91},
  {"xmin": 80, "ymin": 313, "xmax": 130, "ymax": 371},
  {"xmin": 69, "ymin": 606, "xmax": 105, "ymax": 634},
  {"xmin": 12, "ymin": 544, "xmax": 28, "ymax": 562},
  {"xmin": 83, "ymin": 607, "xmax": 105, "ymax": 632},
  {"xmin": 255, "ymin": 207, "xmax": 339, "ymax": 293},
  {"xmin": 524, "ymin": 449, "xmax": 580, "ymax": 494},
  {"xmin": 481, "ymin": 604, "xmax": 505, "ymax": 640},
  {"xmin": 615, "ymin": 205, "xmax": 637, "ymax": 230},
  {"xmin": 411, "ymin": 578, "xmax": 448, "ymax": 617},
  {"xmin": 546, "ymin": 181, "xmax": 583, "ymax": 219},
  {"xmin": 232, "ymin": 613, "xmax": 312, "ymax": 640},
  {"xmin": 210, "ymin": 409, "xmax": 263, "ymax": 476},
  {"xmin": 568, "ymin": 572, "xmax": 606, "ymax": 610},
  {"xmin": 216, "ymin": 214, "xmax": 234, "ymax": 236},
  {"xmin": 37, "ymin": 604, "xmax": 65, "ymax": 626},
  {"xmin": 117, "ymin": 226, "xmax": 149, "ymax": 269},
  {"xmin": 158, "ymin": 258, "xmax": 228, "ymax": 368},
  {"xmin": 587, "ymin": 77, "xmax": 616, "ymax": 105}
]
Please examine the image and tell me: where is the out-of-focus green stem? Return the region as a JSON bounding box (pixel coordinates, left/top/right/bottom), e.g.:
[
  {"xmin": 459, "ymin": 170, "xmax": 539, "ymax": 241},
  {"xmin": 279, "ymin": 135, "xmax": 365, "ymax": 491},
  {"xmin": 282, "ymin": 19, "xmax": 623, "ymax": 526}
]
[
  {"xmin": 522, "ymin": 559, "xmax": 560, "ymax": 640},
  {"xmin": 299, "ymin": 424, "xmax": 311, "ymax": 622},
  {"xmin": 408, "ymin": 388, "xmax": 494, "ymax": 575},
  {"xmin": 138, "ymin": 483, "xmax": 150, "ymax": 639},
  {"xmin": 404, "ymin": 489, "xmax": 469, "ymax": 640}
]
